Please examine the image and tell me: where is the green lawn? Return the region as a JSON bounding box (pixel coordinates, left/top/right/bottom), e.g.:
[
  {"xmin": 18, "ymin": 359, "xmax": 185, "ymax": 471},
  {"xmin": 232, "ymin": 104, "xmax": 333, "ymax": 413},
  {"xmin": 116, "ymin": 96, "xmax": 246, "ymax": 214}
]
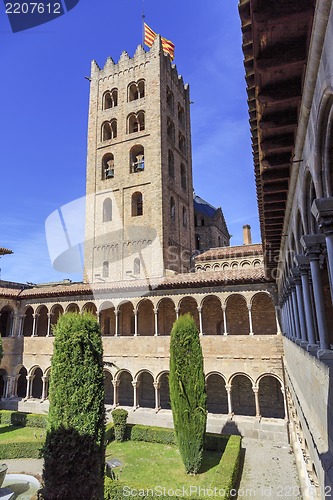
[
  {"xmin": 106, "ymin": 440, "xmax": 224, "ymax": 490},
  {"xmin": 0, "ymin": 424, "xmax": 45, "ymax": 442}
]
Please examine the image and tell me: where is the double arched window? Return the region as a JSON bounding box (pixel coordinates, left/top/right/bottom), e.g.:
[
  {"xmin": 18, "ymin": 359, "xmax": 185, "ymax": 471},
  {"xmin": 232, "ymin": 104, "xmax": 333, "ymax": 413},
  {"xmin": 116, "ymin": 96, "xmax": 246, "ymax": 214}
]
[
  {"xmin": 102, "ymin": 120, "xmax": 117, "ymax": 141},
  {"xmin": 167, "ymin": 118, "xmax": 175, "ymax": 142},
  {"xmin": 167, "ymin": 87, "xmax": 174, "ymax": 111},
  {"xmin": 180, "ymin": 163, "xmax": 187, "ymax": 190},
  {"xmin": 178, "ymin": 103, "xmax": 184, "ymax": 125},
  {"xmin": 168, "ymin": 150, "xmax": 174, "ymax": 178},
  {"xmin": 128, "ymin": 80, "xmax": 145, "ymax": 101},
  {"xmin": 179, "ymin": 133, "xmax": 186, "ymax": 155},
  {"xmin": 103, "ymin": 89, "xmax": 118, "ymax": 109},
  {"xmin": 128, "ymin": 111, "xmax": 145, "ymax": 133}
]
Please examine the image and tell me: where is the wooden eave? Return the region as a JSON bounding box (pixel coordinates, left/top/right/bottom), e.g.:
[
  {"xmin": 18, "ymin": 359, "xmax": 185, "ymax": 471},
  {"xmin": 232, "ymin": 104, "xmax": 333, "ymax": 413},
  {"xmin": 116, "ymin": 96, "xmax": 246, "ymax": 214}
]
[{"xmin": 239, "ymin": 0, "xmax": 316, "ymax": 276}]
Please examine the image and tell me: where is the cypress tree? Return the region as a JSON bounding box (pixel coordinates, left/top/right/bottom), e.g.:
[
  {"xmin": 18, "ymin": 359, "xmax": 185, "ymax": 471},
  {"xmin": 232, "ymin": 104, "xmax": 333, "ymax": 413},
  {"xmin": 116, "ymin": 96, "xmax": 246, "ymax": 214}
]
[
  {"xmin": 39, "ymin": 313, "xmax": 105, "ymax": 499},
  {"xmin": 169, "ymin": 313, "xmax": 207, "ymax": 474}
]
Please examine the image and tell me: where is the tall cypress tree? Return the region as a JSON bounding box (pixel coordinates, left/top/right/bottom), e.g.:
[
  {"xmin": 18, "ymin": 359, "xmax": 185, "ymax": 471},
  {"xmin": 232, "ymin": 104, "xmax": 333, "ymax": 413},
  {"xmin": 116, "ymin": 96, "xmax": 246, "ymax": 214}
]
[
  {"xmin": 169, "ymin": 313, "xmax": 207, "ymax": 474},
  {"xmin": 39, "ymin": 313, "xmax": 105, "ymax": 499}
]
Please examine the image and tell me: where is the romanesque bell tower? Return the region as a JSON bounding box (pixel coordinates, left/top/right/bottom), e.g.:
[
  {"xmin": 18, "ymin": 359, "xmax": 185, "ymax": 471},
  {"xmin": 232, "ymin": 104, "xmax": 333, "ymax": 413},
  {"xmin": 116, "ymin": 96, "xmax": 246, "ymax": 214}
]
[{"xmin": 84, "ymin": 36, "xmax": 195, "ymax": 284}]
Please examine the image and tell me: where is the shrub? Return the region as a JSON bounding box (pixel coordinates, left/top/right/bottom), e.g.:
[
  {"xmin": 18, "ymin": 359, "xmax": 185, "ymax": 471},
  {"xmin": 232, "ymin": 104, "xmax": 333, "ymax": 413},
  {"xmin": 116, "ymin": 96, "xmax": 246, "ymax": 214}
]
[
  {"xmin": 128, "ymin": 424, "xmax": 176, "ymax": 445},
  {"xmin": 112, "ymin": 409, "xmax": 128, "ymax": 442},
  {"xmin": 0, "ymin": 440, "xmax": 43, "ymax": 459},
  {"xmin": 0, "ymin": 411, "xmax": 47, "ymax": 428},
  {"xmin": 40, "ymin": 313, "xmax": 105, "ymax": 499},
  {"xmin": 169, "ymin": 314, "xmax": 207, "ymax": 474},
  {"xmin": 214, "ymin": 434, "xmax": 242, "ymax": 495}
]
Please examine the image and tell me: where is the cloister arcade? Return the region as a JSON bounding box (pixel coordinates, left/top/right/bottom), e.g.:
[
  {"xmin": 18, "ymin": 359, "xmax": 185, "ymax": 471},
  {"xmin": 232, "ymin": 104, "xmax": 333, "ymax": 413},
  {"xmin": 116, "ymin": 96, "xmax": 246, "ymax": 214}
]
[
  {"xmin": 0, "ymin": 365, "xmax": 285, "ymax": 420},
  {"xmin": 2, "ymin": 290, "xmax": 278, "ymax": 338}
]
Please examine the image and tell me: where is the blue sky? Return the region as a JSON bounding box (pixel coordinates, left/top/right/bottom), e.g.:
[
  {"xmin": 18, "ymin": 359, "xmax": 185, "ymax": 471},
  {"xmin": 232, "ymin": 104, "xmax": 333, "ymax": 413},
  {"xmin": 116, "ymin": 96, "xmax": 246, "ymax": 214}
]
[{"xmin": 0, "ymin": 0, "xmax": 259, "ymax": 284}]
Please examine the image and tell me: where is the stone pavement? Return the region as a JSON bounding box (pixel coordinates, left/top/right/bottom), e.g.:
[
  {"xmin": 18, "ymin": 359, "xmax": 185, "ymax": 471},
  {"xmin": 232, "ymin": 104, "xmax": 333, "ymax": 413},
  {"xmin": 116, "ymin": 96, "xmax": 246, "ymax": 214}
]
[
  {"xmin": 3, "ymin": 459, "xmax": 43, "ymax": 477},
  {"xmin": 236, "ymin": 437, "xmax": 302, "ymax": 499}
]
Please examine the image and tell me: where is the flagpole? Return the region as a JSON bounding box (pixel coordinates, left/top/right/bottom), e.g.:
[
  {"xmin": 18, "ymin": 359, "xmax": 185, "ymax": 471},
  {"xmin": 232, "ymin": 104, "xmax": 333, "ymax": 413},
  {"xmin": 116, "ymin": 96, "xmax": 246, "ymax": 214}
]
[{"xmin": 141, "ymin": 0, "xmax": 145, "ymax": 46}]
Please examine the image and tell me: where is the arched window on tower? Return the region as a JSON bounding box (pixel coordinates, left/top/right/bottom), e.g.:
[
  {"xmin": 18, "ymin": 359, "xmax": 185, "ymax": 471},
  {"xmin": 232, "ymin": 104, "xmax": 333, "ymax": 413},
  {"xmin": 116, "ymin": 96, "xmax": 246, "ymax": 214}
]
[
  {"xmin": 103, "ymin": 88, "xmax": 118, "ymax": 109},
  {"xmin": 178, "ymin": 103, "xmax": 185, "ymax": 126},
  {"xmin": 132, "ymin": 192, "xmax": 143, "ymax": 216},
  {"xmin": 180, "ymin": 163, "xmax": 187, "ymax": 190},
  {"xmin": 167, "ymin": 87, "xmax": 174, "ymax": 111},
  {"xmin": 103, "ymin": 198, "xmax": 112, "ymax": 222},
  {"xmin": 102, "ymin": 120, "xmax": 117, "ymax": 141},
  {"xmin": 102, "ymin": 261, "xmax": 109, "ymax": 278},
  {"xmin": 168, "ymin": 150, "xmax": 174, "ymax": 178},
  {"xmin": 128, "ymin": 111, "xmax": 145, "ymax": 133},
  {"xmin": 102, "ymin": 153, "xmax": 114, "ymax": 179},
  {"xmin": 170, "ymin": 197, "xmax": 175, "ymax": 221},
  {"xmin": 130, "ymin": 145, "xmax": 145, "ymax": 173},
  {"xmin": 182, "ymin": 206, "xmax": 187, "ymax": 227},
  {"xmin": 134, "ymin": 258, "xmax": 141, "ymax": 276},
  {"xmin": 128, "ymin": 80, "xmax": 145, "ymax": 101},
  {"xmin": 179, "ymin": 133, "xmax": 186, "ymax": 155},
  {"xmin": 167, "ymin": 118, "xmax": 175, "ymax": 142}
]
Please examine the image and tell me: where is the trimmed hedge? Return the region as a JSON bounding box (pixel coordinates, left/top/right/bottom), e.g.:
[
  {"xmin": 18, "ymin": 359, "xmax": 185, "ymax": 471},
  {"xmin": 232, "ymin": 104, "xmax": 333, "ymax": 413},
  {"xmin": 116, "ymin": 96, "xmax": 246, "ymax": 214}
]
[
  {"xmin": 112, "ymin": 409, "xmax": 128, "ymax": 442},
  {"xmin": 127, "ymin": 424, "xmax": 176, "ymax": 445},
  {"xmin": 214, "ymin": 434, "xmax": 242, "ymax": 498},
  {"xmin": 0, "ymin": 440, "xmax": 43, "ymax": 459},
  {"xmin": 0, "ymin": 410, "xmax": 47, "ymax": 428}
]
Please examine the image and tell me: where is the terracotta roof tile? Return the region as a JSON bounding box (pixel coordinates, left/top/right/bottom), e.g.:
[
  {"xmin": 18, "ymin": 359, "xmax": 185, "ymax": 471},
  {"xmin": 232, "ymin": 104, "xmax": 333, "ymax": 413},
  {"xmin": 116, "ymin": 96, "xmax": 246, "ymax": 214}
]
[{"xmin": 195, "ymin": 243, "xmax": 263, "ymax": 261}]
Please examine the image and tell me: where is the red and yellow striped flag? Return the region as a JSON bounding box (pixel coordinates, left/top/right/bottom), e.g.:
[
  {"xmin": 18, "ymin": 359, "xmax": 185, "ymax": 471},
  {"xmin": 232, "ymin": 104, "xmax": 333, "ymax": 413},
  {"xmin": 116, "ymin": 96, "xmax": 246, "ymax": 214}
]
[{"xmin": 144, "ymin": 22, "xmax": 175, "ymax": 60}]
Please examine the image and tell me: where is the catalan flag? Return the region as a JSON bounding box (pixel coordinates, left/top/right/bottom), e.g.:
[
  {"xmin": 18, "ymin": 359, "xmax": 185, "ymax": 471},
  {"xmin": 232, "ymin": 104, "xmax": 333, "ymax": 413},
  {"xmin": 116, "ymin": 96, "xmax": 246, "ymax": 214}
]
[{"xmin": 144, "ymin": 22, "xmax": 175, "ymax": 60}]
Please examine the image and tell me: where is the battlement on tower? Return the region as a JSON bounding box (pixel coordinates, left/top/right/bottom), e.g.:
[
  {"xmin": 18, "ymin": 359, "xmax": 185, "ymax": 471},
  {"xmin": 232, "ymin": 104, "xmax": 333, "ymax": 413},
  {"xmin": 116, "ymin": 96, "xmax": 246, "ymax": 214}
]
[{"xmin": 90, "ymin": 35, "xmax": 189, "ymax": 96}]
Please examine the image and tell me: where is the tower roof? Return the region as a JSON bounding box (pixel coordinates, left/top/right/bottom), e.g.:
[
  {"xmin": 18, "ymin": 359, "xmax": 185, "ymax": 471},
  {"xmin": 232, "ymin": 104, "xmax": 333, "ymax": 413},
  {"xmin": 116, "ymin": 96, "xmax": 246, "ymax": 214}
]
[{"xmin": 193, "ymin": 195, "xmax": 218, "ymax": 218}]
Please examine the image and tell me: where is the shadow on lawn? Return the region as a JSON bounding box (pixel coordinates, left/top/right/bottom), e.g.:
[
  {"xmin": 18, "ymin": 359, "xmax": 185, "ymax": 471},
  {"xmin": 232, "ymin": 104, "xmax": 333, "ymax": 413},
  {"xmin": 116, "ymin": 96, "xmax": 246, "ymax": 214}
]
[
  {"xmin": 0, "ymin": 425, "xmax": 19, "ymax": 436},
  {"xmin": 199, "ymin": 448, "xmax": 223, "ymax": 473}
]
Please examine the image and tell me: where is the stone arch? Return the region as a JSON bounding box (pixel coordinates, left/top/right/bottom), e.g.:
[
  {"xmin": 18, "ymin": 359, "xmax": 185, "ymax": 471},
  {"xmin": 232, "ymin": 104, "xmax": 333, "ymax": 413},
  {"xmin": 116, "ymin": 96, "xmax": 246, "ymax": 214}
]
[
  {"xmin": 82, "ymin": 302, "xmax": 97, "ymax": 316},
  {"xmin": 17, "ymin": 366, "xmax": 27, "ymax": 398},
  {"xmin": 137, "ymin": 370, "xmax": 155, "ymax": 408},
  {"xmin": 294, "ymin": 209, "xmax": 305, "ymax": 255},
  {"xmin": 230, "ymin": 373, "xmax": 256, "ymax": 416},
  {"xmin": 104, "ymin": 370, "xmax": 113, "ymax": 405},
  {"xmin": 36, "ymin": 305, "xmax": 48, "ymax": 337},
  {"xmin": 303, "ymin": 170, "xmax": 319, "ymax": 235},
  {"xmin": 23, "ymin": 306, "xmax": 34, "ymax": 337},
  {"xmin": 251, "ymin": 292, "xmax": 276, "ymax": 335},
  {"xmin": 100, "ymin": 301, "xmax": 115, "ymax": 336},
  {"xmin": 201, "ymin": 295, "xmax": 223, "ymax": 335},
  {"xmin": 102, "ymin": 153, "xmax": 114, "ymax": 180},
  {"xmin": 157, "ymin": 298, "xmax": 176, "ymax": 335},
  {"xmin": 117, "ymin": 370, "xmax": 134, "ymax": 406},
  {"xmin": 128, "ymin": 80, "xmax": 145, "ymax": 101},
  {"xmin": 137, "ymin": 299, "xmax": 154, "ymax": 336},
  {"xmin": 179, "ymin": 296, "xmax": 199, "ymax": 330},
  {"xmin": 240, "ymin": 260, "xmax": 251, "ymax": 268},
  {"xmin": 103, "ymin": 88, "xmax": 118, "ymax": 109},
  {"xmin": 127, "ymin": 111, "xmax": 145, "ymax": 133},
  {"xmin": 258, "ymin": 375, "xmax": 285, "ymax": 418},
  {"xmin": 130, "ymin": 145, "xmax": 145, "ymax": 173},
  {"xmin": 318, "ymin": 93, "xmax": 333, "ymax": 198},
  {"xmin": 225, "ymin": 294, "xmax": 249, "ymax": 335},
  {"xmin": 131, "ymin": 191, "xmax": 143, "ymax": 216},
  {"xmin": 50, "ymin": 304, "xmax": 64, "ymax": 331},
  {"xmin": 206, "ymin": 373, "xmax": 228, "ymax": 414},
  {"xmin": 31, "ymin": 367, "xmax": 43, "ymax": 399},
  {"xmin": 0, "ymin": 369, "xmax": 7, "ymax": 398},
  {"xmin": 118, "ymin": 301, "xmax": 134, "ymax": 336},
  {"xmin": 158, "ymin": 372, "xmax": 170, "ymax": 409},
  {"xmin": 0, "ymin": 306, "xmax": 13, "ymax": 337},
  {"xmin": 103, "ymin": 198, "xmax": 112, "ymax": 222},
  {"xmin": 66, "ymin": 303, "xmax": 80, "ymax": 313}
]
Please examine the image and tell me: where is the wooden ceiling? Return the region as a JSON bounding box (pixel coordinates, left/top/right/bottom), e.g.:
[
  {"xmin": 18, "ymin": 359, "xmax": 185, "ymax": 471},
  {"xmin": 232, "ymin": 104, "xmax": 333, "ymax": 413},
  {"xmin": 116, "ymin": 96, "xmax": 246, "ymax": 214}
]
[{"xmin": 239, "ymin": 0, "xmax": 316, "ymax": 275}]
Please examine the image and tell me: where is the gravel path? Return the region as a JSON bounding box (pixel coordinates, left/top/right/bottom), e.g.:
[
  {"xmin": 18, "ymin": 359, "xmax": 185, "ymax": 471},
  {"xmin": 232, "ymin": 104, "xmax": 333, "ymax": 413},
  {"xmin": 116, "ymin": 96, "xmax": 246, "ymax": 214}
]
[{"xmin": 236, "ymin": 437, "xmax": 301, "ymax": 499}]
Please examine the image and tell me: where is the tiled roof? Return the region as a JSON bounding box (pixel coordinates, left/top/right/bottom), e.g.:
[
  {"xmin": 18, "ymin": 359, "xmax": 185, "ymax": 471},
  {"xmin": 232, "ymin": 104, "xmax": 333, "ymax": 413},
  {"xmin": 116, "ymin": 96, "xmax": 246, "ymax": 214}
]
[
  {"xmin": 0, "ymin": 267, "xmax": 270, "ymax": 300},
  {"xmin": 195, "ymin": 243, "xmax": 263, "ymax": 261}
]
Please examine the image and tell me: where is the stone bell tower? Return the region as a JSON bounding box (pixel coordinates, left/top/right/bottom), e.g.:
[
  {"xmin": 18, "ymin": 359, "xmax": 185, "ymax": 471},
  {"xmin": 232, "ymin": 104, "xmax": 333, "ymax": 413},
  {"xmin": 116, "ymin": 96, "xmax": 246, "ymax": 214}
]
[{"xmin": 84, "ymin": 36, "xmax": 195, "ymax": 284}]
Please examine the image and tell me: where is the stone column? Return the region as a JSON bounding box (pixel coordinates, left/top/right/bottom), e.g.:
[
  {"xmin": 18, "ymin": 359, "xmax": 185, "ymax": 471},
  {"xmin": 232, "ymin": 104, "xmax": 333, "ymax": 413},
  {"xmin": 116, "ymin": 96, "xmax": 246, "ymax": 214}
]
[
  {"xmin": 225, "ymin": 384, "xmax": 233, "ymax": 415},
  {"xmin": 291, "ymin": 268, "xmax": 307, "ymax": 345},
  {"xmin": 286, "ymin": 291, "xmax": 295, "ymax": 338},
  {"xmin": 153, "ymin": 381, "xmax": 160, "ymax": 411},
  {"xmin": 253, "ymin": 387, "xmax": 260, "ymax": 418},
  {"xmin": 9, "ymin": 313, "xmax": 17, "ymax": 337},
  {"xmin": 115, "ymin": 310, "xmax": 119, "ymax": 337},
  {"xmin": 312, "ymin": 198, "xmax": 333, "ymax": 305},
  {"xmin": 32, "ymin": 314, "xmax": 38, "ymax": 337},
  {"xmin": 295, "ymin": 255, "xmax": 317, "ymax": 349},
  {"xmin": 154, "ymin": 308, "xmax": 158, "ymax": 336},
  {"xmin": 2, "ymin": 376, "xmax": 8, "ymax": 399},
  {"xmin": 198, "ymin": 307, "xmax": 203, "ymax": 335},
  {"xmin": 301, "ymin": 235, "xmax": 333, "ymax": 358},
  {"xmin": 222, "ymin": 306, "xmax": 228, "ymax": 335},
  {"xmin": 132, "ymin": 381, "xmax": 139, "ymax": 409},
  {"xmin": 281, "ymin": 386, "xmax": 288, "ymax": 421},
  {"xmin": 41, "ymin": 376, "xmax": 47, "ymax": 401},
  {"xmin": 112, "ymin": 380, "xmax": 119, "ymax": 406},
  {"xmin": 46, "ymin": 313, "xmax": 52, "ymax": 337},
  {"xmin": 25, "ymin": 375, "xmax": 32, "ymax": 399},
  {"xmin": 274, "ymin": 306, "xmax": 282, "ymax": 335},
  {"xmin": 134, "ymin": 310, "xmax": 138, "ymax": 337},
  {"xmin": 289, "ymin": 279, "xmax": 301, "ymax": 341},
  {"xmin": 248, "ymin": 305, "xmax": 254, "ymax": 335},
  {"xmin": 18, "ymin": 315, "xmax": 24, "ymax": 337},
  {"xmin": 175, "ymin": 307, "xmax": 179, "ymax": 320}
]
